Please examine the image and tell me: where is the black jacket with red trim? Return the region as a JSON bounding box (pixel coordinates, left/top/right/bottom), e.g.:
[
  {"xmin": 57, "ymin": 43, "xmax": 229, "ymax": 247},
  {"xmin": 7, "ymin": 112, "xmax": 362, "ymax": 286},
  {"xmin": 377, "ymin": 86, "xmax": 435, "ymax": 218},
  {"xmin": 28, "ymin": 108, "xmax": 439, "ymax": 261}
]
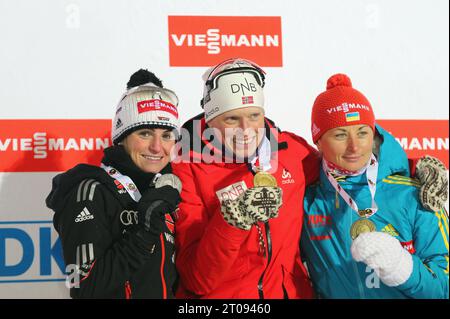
[{"xmin": 46, "ymin": 146, "xmax": 177, "ymax": 299}]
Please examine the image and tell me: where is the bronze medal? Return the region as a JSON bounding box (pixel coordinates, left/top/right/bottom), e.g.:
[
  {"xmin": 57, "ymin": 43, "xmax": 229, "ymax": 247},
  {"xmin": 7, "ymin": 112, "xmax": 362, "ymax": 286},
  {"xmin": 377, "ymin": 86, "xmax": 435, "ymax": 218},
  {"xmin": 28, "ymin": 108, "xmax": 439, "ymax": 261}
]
[
  {"xmin": 350, "ymin": 219, "xmax": 376, "ymax": 240},
  {"xmin": 253, "ymin": 171, "xmax": 277, "ymax": 187}
]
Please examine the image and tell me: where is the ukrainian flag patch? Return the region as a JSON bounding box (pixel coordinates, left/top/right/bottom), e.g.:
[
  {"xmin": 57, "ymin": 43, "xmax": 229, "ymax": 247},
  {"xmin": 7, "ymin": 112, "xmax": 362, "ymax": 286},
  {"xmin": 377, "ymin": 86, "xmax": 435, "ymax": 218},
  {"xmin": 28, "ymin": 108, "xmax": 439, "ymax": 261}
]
[{"xmin": 345, "ymin": 112, "xmax": 360, "ymax": 122}]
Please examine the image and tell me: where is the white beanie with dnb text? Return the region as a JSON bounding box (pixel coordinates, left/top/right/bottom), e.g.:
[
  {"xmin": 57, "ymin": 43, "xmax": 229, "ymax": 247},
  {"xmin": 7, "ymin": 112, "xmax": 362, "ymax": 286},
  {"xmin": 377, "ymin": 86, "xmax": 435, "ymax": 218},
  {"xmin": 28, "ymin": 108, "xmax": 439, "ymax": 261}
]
[{"xmin": 201, "ymin": 59, "xmax": 266, "ymax": 122}]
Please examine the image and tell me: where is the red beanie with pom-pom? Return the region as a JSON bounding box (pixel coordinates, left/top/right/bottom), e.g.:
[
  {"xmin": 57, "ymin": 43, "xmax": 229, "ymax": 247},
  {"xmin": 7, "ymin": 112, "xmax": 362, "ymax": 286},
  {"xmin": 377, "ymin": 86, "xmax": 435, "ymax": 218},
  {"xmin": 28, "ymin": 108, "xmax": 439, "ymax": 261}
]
[{"xmin": 311, "ymin": 74, "xmax": 375, "ymax": 143}]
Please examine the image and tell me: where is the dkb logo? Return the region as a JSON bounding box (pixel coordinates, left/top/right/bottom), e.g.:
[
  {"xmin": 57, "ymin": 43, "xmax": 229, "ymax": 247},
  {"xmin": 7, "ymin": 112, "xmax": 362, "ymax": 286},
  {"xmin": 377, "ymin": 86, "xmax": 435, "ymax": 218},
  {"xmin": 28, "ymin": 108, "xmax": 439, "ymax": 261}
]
[{"xmin": 0, "ymin": 221, "xmax": 65, "ymax": 282}]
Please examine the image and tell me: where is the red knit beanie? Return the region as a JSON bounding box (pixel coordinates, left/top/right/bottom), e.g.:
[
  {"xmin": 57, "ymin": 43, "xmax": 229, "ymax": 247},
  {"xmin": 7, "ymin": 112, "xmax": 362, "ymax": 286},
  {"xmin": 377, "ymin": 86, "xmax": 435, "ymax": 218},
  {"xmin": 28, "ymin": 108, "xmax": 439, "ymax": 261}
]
[{"xmin": 311, "ymin": 74, "xmax": 375, "ymax": 143}]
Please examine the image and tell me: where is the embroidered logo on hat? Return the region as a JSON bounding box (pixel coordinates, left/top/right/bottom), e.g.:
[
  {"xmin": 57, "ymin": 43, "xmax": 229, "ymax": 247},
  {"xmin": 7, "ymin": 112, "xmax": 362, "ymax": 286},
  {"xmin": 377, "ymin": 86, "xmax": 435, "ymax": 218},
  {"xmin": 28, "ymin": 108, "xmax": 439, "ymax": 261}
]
[
  {"xmin": 137, "ymin": 99, "xmax": 179, "ymax": 118},
  {"xmin": 345, "ymin": 112, "xmax": 360, "ymax": 122},
  {"xmin": 112, "ymin": 83, "xmax": 180, "ymax": 144},
  {"xmin": 115, "ymin": 118, "xmax": 123, "ymax": 129},
  {"xmin": 242, "ymin": 96, "xmax": 254, "ymax": 104}
]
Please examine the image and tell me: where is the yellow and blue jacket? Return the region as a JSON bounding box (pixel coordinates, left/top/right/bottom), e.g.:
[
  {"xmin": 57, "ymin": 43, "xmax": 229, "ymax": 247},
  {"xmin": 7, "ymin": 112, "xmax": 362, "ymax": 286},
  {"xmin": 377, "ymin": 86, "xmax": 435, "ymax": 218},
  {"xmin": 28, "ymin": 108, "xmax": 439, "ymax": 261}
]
[{"xmin": 302, "ymin": 125, "xmax": 449, "ymax": 299}]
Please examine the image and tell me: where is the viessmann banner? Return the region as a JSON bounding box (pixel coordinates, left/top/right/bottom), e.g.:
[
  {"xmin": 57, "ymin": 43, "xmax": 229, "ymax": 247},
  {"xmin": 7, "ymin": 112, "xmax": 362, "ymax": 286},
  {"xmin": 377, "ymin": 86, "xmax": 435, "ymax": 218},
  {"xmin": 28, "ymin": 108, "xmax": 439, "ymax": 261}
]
[
  {"xmin": 0, "ymin": 120, "xmax": 111, "ymax": 172},
  {"xmin": 1, "ymin": 119, "xmax": 448, "ymax": 173},
  {"xmin": 377, "ymin": 120, "xmax": 449, "ymax": 168},
  {"xmin": 168, "ymin": 16, "xmax": 283, "ymax": 67}
]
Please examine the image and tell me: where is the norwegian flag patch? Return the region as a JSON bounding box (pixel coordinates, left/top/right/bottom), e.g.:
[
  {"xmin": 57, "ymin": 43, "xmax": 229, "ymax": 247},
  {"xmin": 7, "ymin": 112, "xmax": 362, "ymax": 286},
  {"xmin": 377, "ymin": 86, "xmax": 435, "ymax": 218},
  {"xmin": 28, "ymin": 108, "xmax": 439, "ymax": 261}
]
[{"xmin": 242, "ymin": 96, "xmax": 254, "ymax": 105}]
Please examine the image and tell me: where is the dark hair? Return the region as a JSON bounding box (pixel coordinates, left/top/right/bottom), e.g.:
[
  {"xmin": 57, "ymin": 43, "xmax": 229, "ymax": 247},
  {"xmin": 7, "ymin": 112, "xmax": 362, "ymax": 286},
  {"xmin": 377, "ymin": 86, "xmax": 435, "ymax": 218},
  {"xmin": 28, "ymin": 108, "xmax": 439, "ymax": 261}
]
[{"xmin": 126, "ymin": 69, "xmax": 163, "ymax": 89}]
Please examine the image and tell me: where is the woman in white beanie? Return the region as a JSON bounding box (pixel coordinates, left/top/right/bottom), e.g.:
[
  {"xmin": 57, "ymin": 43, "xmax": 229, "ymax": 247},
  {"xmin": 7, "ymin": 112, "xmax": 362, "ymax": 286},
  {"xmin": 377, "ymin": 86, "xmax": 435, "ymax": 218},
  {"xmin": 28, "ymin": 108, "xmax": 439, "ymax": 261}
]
[{"xmin": 46, "ymin": 69, "xmax": 181, "ymax": 298}]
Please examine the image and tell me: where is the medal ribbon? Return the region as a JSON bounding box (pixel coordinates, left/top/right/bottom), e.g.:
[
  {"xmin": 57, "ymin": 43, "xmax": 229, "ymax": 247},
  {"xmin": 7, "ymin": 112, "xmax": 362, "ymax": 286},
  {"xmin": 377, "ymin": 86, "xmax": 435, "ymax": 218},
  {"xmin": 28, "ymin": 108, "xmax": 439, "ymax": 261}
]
[
  {"xmin": 322, "ymin": 154, "xmax": 379, "ymax": 218},
  {"xmin": 250, "ymin": 136, "xmax": 272, "ymax": 173},
  {"xmin": 250, "ymin": 136, "xmax": 274, "ymax": 254},
  {"xmin": 101, "ymin": 164, "xmax": 143, "ymax": 202}
]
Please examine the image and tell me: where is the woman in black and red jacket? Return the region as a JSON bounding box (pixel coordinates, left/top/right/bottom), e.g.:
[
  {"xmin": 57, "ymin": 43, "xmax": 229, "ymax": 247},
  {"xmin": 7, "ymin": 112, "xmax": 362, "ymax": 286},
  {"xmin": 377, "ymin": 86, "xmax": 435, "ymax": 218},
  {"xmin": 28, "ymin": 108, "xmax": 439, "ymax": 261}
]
[{"xmin": 46, "ymin": 70, "xmax": 180, "ymax": 298}]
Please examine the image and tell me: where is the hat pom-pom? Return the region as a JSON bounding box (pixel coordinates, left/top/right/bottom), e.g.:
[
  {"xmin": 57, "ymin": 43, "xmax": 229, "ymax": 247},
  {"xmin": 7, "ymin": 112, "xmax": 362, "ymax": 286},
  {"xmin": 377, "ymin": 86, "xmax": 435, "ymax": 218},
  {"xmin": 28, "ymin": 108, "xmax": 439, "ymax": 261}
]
[
  {"xmin": 127, "ymin": 69, "xmax": 163, "ymax": 89},
  {"xmin": 326, "ymin": 73, "xmax": 352, "ymax": 90}
]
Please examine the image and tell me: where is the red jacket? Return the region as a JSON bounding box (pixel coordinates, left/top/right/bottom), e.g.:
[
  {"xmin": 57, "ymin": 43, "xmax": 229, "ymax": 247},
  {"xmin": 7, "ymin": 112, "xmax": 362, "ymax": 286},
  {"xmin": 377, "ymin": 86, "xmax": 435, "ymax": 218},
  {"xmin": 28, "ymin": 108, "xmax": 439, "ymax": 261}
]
[{"xmin": 172, "ymin": 115, "xmax": 319, "ymax": 299}]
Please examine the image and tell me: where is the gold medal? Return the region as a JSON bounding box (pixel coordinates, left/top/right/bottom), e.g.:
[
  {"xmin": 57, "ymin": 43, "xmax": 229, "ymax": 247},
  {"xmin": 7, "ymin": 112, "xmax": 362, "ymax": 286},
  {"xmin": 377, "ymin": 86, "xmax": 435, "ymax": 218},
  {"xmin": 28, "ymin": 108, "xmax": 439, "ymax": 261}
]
[
  {"xmin": 253, "ymin": 171, "xmax": 277, "ymax": 187},
  {"xmin": 350, "ymin": 219, "xmax": 376, "ymax": 240}
]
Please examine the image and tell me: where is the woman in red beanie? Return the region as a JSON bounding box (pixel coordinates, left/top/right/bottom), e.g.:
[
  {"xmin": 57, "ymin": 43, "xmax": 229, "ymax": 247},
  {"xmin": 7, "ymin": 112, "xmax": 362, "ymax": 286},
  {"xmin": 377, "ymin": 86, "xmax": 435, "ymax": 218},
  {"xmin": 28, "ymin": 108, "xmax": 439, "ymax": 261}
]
[{"xmin": 301, "ymin": 74, "xmax": 448, "ymax": 298}]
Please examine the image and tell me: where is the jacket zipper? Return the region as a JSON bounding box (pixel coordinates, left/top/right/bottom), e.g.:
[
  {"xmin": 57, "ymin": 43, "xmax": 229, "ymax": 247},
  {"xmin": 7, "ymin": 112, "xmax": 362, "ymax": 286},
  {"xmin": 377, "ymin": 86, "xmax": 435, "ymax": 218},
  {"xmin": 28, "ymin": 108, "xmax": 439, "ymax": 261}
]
[
  {"xmin": 160, "ymin": 233, "xmax": 168, "ymax": 299},
  {"xmin": 257, "ymin": 222, "xmax": 272, "ymax": 299}
]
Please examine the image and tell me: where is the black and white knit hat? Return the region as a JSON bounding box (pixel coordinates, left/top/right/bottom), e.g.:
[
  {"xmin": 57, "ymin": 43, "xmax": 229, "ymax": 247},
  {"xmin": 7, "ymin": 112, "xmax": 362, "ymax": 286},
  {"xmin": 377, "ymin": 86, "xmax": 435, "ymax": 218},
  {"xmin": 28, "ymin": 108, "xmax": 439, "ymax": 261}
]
[{"xmin": 112, "ymin": 83, "xmax": 180, "ymax": 144}]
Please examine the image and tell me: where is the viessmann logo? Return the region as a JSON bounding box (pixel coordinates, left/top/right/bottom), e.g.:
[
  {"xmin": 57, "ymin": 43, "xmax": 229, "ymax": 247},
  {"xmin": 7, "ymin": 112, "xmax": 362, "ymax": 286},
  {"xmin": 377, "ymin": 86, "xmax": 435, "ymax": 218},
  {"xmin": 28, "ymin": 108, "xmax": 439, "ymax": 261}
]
[
  {"xmin": 0, "ymin": 120, "xmax": 111, "ymax": 172},
  {"xmin": 168, "ymin": 16, "xmax": 283, "ymax": 67},
  {"xmin": 377, "ymin": 120, "xmax": 449, "ymax": 168},
  {"xmin": 137, "ymin": 100, "xmax": 178, "ymax": 117}
]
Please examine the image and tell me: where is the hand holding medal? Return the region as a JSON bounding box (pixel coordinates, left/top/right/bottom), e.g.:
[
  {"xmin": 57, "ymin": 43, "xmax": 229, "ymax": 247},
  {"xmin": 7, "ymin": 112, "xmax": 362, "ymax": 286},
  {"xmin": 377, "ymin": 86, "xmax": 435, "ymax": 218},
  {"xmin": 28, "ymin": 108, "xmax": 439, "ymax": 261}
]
[
  {"xmin": 351, "ymin": 231, "xmax": 414, "ymax": 287},
  {"xmin": 250, "ymin": 171, "xmax": 282, "ymax": 219}
]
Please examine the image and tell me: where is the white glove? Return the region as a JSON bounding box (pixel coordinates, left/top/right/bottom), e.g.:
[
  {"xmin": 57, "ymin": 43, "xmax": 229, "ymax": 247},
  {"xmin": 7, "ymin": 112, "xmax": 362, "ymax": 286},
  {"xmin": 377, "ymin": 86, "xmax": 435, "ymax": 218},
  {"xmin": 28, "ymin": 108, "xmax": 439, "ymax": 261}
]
[
  {"xmin": 351, "ymin": 231, "xmax": 413, "ymax": 287},
  {"xmin": 415, "ymin": 155, "xmax": 448, "ymax": 212},
  {"xmin": 221, "ymin": 187, "xmax": 282, "ymax": 230}
]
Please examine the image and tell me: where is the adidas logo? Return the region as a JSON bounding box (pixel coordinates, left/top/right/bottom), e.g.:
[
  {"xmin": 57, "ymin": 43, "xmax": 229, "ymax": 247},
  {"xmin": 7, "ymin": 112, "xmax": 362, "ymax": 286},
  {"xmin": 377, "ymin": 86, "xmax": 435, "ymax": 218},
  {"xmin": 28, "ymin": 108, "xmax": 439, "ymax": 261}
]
[
  {"xmin": 75, "ymin": 207, "xmax": 94, "ymax": 223},
  {"xmin": 115, "ymin": 118, "xmax": 123, "ymax": 129},
  {"xmin": 381, "ymin": 224, "xmax": 399, "ymax": 237}
]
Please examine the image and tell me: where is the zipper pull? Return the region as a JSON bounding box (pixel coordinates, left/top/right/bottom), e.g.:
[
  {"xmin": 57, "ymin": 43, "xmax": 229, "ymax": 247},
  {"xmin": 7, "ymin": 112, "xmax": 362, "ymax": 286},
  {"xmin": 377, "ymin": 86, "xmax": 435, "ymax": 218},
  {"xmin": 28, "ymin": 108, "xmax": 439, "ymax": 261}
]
[{"xmin": 125, "ymin": 281, "xmax": 132, "ymax": 299}]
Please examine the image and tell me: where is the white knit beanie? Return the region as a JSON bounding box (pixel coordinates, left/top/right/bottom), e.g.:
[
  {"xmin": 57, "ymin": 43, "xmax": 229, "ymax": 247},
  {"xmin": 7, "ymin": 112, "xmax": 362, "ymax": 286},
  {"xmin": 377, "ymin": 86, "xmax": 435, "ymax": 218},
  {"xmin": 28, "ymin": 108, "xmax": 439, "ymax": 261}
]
[
  {"xmin": 201, "ymin": 59, "xmax": 265, "ymax": 122},
  {"xmin": 112, "ymin": 83, "xmax": 180, "ymax": 144}
]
